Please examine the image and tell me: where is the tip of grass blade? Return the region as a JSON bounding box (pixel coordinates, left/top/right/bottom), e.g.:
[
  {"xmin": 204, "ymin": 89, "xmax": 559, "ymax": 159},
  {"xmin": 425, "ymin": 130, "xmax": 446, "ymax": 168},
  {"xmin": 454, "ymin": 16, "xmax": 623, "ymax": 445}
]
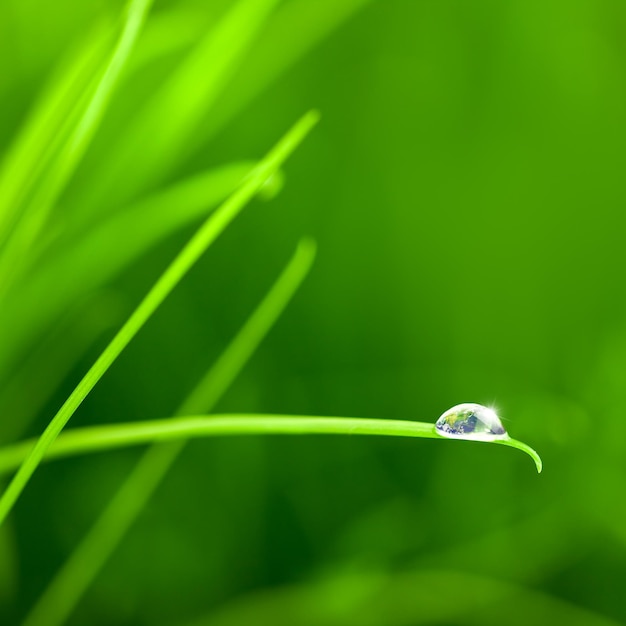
[
  {"xmin": 293, "ymin": 109, "xmax": 321, "ymax": 140},
  {"xmin": 496, "ymin": 437, "xmax": 543, "ymax": 473},
  {"xmin": 252, "ymin": 110, "xmax": 320, "ymax": 183},
  {"xmin": 433, "ymin": 429, "xmax": 543, "ymax": 473},
  {"xmin": 306, "ymin": 109, "xmax": 321, "ymax": 124},
  {"xmin": 295, "ymin": 236, "xmax": 317, "ymax": 263}
]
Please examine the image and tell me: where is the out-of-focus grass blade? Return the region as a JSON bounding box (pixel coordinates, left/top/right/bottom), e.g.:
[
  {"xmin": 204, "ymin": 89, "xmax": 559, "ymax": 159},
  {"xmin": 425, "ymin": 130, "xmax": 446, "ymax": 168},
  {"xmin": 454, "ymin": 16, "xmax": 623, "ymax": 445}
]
[
  {"xmin": 0, "ymin": 110, "xmax": 319, "ymax": 527},
  {"xmin": 0, "ymin": 25, "xmax": 111, "ymax": 246},
  {"xmin": 128, "ymin": 7, "xmax": 215, "ymax": 72},
  {"xmin": 178, "ymin": 568, "xmax": 621, "ymax": 626},
  {"xmin": 84, "ymin": 0, "xmax": 282, "ymax": 210},
  {"xmin": 0, "ymin": 291, "xmax": 123, "ymax": 445},
  {"xmin": 20, "ymin": 239, "xmax": 316, "ymax": 626},
  {"xmin": 0, "ymin": 3, "xmax": 203, "ymax": 252},
  {"xmin": 0, "ymin": 162, "xmax": 253, "ymax": 382},
  {"xmin": 198, "ymin": 0, "xmax": 372, "ymax": 145},
  {"xmin": 0, "ymin": 523, "xmax": 17, "ymax": 607},
  {"xmin": 0, "ymin": 0, "xmax": 153, "ymax": 295},
  {"xmin": 54, "ymin": 160, "xmax": 254, "ymax": 247}
]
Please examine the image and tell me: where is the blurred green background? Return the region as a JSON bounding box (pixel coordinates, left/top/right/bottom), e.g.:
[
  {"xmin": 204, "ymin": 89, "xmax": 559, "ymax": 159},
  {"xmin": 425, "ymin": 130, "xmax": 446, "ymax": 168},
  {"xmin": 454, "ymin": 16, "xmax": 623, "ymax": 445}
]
[{"xmin": 1, "ymin": 0, "xmax": 626, "ymax": 624}]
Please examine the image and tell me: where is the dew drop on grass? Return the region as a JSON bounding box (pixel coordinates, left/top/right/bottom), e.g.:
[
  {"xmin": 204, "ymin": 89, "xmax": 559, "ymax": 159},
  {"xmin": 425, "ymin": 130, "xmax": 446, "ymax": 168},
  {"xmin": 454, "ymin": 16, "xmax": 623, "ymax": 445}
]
[{"xmin": 435, "ymin": 403, "xmax": 508, "ymax": 441}]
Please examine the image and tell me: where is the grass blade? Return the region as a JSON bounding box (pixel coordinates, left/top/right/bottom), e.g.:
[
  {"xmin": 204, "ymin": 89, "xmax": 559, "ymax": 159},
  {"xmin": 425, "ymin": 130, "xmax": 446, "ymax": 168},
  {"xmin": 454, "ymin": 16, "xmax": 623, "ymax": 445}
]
[
  {"xmin": 0, "ymin": 162, "xmax": 254, "ymax": 379},
  {"xmin": 45, "ymin": 162, "xmax": 255, "ymax": 283},
  {"xmin": 0, "ymin": 25, "xmax": 111, "ymax": 244},
  {"xmin": 84, "ymin": 0, "xmax": 282, "ymax": 210},
  {"xmin": 0, "ymin": 416, "xmax": 542, "ymax": 477},
  {"xmin": 0, "ymin": 110, "xmax": 319, "ymax": 527},
  {"xmin": 20, "ymin": 238, "xmax": 316, "ymax": 626},
  {"xmin": 0, "ymin": 0, "xmax": 154, "ymax": 295},
  {"xmin": 201, "ymin": 0, "xmax": 372, "ymax": 144},
  {"xmin": 0, "ymin": 291, "xmax": 122, "ymax": 444}
]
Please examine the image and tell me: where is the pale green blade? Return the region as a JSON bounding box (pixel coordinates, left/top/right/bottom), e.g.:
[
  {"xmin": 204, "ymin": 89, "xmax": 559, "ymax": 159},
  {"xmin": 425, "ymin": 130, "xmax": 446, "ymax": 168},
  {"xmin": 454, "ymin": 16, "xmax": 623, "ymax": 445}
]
[
  {"xmin": 128, "ymin": 6, "xmax": 214, "ymax": 75},
  {"xmin": 201, "ymin": 0, "xmax": 373, "ymax": 144},
  {"xmin": 0, "ymin": 161, "xmax": 254, "ymax": 380},
  {"xmin": 83, "ymin": 0, "xmax": 282, "ymax": 210},
  {"xmin": 0, "ymin": 0, "xmax": 154, "ymax": 295},
  {"xmin": 0, "ymin": 25, "xmax": 111, "ymax": 244}
]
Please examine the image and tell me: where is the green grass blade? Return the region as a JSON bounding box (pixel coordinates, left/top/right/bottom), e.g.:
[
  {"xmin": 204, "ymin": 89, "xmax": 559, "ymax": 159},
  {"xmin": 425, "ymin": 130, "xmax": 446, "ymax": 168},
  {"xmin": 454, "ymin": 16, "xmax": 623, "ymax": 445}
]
[
  {"xmin": 0, "ymin": 0, "xmax": 154, "ymax": 295},
  {"xmin": 177, "ymin": 238, "xmax": 316, "ymax": 414},
  {"xmin": 45, "ymin": 161, "xmax": 255, "ymax": 276},
  {"xmin": 0, "ymin": 161, "xmax": 254, "ymax": 379},
  {"xmin": 0, "ymin": 292, "xmax": 122, "ymax": 445},
  {"xmin": 0, "ymin": 110, "xmax": 319, "ymax": 527},
  {"xmin": 0, "ymin": 25, "xmax": 111, "ymax": 245},
  {"xmin": 0, "ymin": 416, "xmax": 541, "ymax": 477},
  {"xmin": 127, "ymin": 7, "xmax": 213, "ymax": 75},
  {"xmin": 85, "ymin": 0, "xmax": 282, "ymax": 209},
  {"xmin": 202, "ymin": 0, "xmax": 372, "ymax": 144},
  {"xmin": 20, "ymin": 238, "xmax": 316, "ymax": 626},
  {"xmin": 493, "ymin": 437, "xmax": 543, "ymax": 473}
]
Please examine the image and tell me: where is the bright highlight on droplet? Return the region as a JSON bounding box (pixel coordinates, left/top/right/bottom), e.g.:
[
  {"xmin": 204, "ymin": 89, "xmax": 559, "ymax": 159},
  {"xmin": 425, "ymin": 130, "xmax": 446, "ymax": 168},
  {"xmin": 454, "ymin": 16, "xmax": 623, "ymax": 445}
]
[{"xmin": 435, "ymin": 403, "xmax": 508, "ymax": 442}]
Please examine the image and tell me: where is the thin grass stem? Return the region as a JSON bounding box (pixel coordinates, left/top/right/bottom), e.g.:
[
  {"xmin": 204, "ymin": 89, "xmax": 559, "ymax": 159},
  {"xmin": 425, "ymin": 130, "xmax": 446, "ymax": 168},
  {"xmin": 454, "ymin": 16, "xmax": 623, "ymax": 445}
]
[
  {"xmin": 20, "ymin": 238, "xmax": 316, "ymax": 626},
  {"xmin": 0, "ymin": 110, "xmax": 319, "ymax": 527}
]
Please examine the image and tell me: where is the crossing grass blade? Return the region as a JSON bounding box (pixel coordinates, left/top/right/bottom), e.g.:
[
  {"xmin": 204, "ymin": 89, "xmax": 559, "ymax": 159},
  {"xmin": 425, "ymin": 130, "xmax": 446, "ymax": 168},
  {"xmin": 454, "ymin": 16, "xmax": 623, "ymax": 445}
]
[
  {"xmin": 0, "ymin": 25, "xmax": 111, "ymax": 244},
  {"xmin": 0, "ymin": 110, "xmax": 319, "ymax": 527}
]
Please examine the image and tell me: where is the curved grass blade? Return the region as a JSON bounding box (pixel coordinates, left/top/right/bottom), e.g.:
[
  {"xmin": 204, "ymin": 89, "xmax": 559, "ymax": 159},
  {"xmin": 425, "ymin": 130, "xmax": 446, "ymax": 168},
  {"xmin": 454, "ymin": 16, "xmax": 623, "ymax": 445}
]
[
  {"xmin": 493, "ymin": 437, "xmax": 543, "ymax": 472},
  {"xmin": 0, "ymin": 0, "xmax": 154, "ymax": 295},
  {"xmin": 0, "ymin": 110, "xmax": 319, "ymax": 527},
  {"xmin": 84, "ymin": 0, "xmax": 282, "ymax": 210},
  {"xmin": 20, "ymin": 238, "xmax": 316, "ymax": 626},
  {"xmin": 42, "ymin": 161, "xmax": 255, "ymax": 275},
  {"xmin": 0, "ymin": 25, "xmax": 111, "ymax": 245},
  {"xmin": 0, "ymin": 416, "xmax": 541, "ymax": 478},
  {"xmin": 202, "ymin": 0, "xmax": 373, "ymax": 144}
]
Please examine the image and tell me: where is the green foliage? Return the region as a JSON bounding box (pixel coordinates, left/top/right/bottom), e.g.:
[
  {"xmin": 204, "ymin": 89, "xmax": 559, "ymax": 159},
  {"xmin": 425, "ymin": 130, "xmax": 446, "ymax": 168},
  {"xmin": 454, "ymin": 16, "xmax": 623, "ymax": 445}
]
[
  {"xmin": 18, "ymin": 238, "xmax": 316, "ymax": 626},
  {"xmin": 3, "ymin": 0, "xmax": 623, "ymax": 625},
  {"xmin": 0, "ymin": 109, "xmax": 319, "ymax": 526}
]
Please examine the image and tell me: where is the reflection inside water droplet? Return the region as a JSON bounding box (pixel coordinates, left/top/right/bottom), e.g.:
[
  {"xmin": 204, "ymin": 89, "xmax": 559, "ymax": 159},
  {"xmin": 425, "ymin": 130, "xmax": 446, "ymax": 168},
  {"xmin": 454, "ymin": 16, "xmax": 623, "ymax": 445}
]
[{"xmin": 435, "ymin": 403, "xmax": 508, "ymax": 441}]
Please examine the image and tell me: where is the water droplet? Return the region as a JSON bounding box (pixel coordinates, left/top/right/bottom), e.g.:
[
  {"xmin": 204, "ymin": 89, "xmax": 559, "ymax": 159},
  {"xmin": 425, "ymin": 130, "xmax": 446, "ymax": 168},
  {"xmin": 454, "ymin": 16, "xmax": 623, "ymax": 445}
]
[{"xmin": 435, "ymin": 403, "xmax": 508, "ymax": 441}]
